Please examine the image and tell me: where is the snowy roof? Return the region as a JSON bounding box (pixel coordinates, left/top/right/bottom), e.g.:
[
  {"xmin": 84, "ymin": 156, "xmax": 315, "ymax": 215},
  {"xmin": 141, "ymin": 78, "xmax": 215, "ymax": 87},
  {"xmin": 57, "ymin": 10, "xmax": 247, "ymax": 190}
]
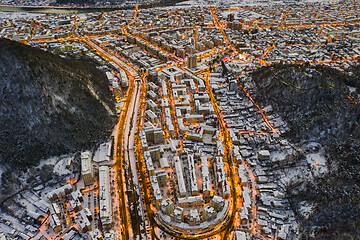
[
  {"xmin": 93, "ymin": 141, "xmax": 112, "ymax": 163},
  {"xmin": 187, "ymin": 154, "xmax": 198, "ymax": 193},
  {"xmin": 99, "ymin": 166, "xmax": 112, "ymax": 225},
  {"xmin": 81, "ymin": 151, "xmax": 92, "ymax": 175},
  {"xmin": 201, "ymin": 156, "xmax": 211, "ymax": 192},
  {"xmin": 150, "ymin": 176, "xmax": 163, "ymax": 201},
  {"xmin": 174, "ymin": 156, "xmax": 186, "ymax": 196}
]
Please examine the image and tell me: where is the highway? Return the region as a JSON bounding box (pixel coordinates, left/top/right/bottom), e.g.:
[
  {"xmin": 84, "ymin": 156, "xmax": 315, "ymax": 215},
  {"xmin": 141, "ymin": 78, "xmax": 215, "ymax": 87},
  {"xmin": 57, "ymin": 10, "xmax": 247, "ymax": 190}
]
[
  {"xmin": 112, "ymin": 24, "xmax": 238, "ymax": 238},
  {"xmin": 123, "ymin": 72, "xmax": 149, "ymax": 240},
  {"xmin": 209, "ymin": 6, "xmax": 238, "ymax": 54},
  {"xmin": 82, "ymin": 20, "xmax": 270, "ymax": 240},
  {"xmin": 83, "ymin": 38, "xmax": 150, "ymax": 239},
  {"xmin": 42, "ymin": 9, "xmax": 358, "ymax": 240},
  {"xmin": 11, "ymin": 3, "xmax": 359, "ymax": 240},
  {"xmin": 207, "ymin": 8, "xmax": 276, "ymax": 240},
  {"xmin": 82, "ymin": 38, "xmax": 133, "ymax": 240}
]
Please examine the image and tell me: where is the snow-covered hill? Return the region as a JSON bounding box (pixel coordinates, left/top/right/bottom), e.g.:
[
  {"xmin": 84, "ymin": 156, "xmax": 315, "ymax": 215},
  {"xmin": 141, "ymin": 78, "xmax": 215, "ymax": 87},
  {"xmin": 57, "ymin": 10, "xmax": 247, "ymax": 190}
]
[
  {"xmin": 0, "ymin": 38, "xmax": 116, "ymax": 168},
  {"xmin": 250, "ymin": 64, "xmax": 360, "ymax": 239}
]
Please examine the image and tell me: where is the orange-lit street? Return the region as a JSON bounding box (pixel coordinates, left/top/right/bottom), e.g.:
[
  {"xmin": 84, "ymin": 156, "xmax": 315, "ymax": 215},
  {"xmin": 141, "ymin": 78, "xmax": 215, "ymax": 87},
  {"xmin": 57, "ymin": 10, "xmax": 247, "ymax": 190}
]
[{"xmin": 1, "ymin": 1, "xmax": 359, "ymax": 240}]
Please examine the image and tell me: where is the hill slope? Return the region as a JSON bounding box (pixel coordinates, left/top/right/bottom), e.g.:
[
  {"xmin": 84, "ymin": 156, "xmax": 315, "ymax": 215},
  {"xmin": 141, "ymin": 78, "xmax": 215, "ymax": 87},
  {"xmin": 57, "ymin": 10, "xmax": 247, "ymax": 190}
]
[
  {"xmin": 0, "ymin": 38, "xmax": 116, "ymax": 167},
  {"xmin": 250, "ymin": 64, "xmax": 360, "ymax": 239}
]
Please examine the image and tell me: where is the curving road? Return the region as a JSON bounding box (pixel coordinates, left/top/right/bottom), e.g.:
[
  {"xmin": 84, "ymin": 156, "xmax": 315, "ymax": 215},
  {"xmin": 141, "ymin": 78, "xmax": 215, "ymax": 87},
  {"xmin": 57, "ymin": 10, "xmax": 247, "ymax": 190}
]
[{"xmin": 83, "ymin": 38, "xmax": 149, "ymax": 239}]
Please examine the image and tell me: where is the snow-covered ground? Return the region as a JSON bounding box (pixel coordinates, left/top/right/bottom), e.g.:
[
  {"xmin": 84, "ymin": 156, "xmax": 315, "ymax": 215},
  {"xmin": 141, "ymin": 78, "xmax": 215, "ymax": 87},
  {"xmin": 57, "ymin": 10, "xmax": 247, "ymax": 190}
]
[
  {"xmin": 53, "ymin": 156, "xmax": 72, "ymax": 176},
  {"xmin": 168, "ymin": 0, "xmax": 343, "ymax": 9},
  {"xmin": 221, "ymin": 9, "xmax": 266, "ymax": 20},
  {"xmin": 0, "ymin": 154, "xmax": 76, "ymax": 239},
  {"xmin": 271, "ymin": 142, "xmax": 328, "ymax": 189},
  {"xmin": 306, "ymin": 153, "xmax": 327, "ymax": 176},
  {"xmin": 298, "ymin": 201, "xmax": 316, "ymax": 220},
  {"xmin": 303, "ymin": 142, "xmax": 328, "ymax": 176},
  {"xmin": 0, "ymin": 166, "xmax": 3, "ymax": 185},
  {"xmin": 0, "ymin": 11, "xmax": 44, "ymax": 20},
  {"xmin": 303, "ymin": 0, "xmax": 341, "ymax": 3}
]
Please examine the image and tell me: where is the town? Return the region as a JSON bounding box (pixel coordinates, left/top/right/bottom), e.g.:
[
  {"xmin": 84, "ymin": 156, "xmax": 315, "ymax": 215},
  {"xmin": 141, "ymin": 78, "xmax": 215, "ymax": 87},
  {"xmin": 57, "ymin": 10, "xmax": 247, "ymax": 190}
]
[{"xmin": 0, "ymin": 0, "xmax": 359, "ymax": 239}]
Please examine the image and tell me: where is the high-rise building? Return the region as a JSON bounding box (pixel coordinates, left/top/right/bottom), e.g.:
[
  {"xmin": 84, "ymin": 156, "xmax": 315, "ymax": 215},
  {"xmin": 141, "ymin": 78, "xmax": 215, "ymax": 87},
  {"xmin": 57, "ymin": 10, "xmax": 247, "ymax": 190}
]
[
  {"xmin": 227, "ymin": 13, "xmax": 235, "ymax": 22},
  {"xmin": 81, "ymin": 151, "xmax": 94, "ymax": 185},
  {"xmin": 203, "ymin": 205, "xmax": 216, "ymax": 221},
  {"xmin": 160, "ymin": 198, "xmax": 174, "ymax": 216},
  {"xmin": 187, "ymin": 54, "xmax": 197, "ymax": 69},
  {"xmin": 148, "ymin": 69, "xmax": 158, "ymax": 83},
  {"xmin": 99, "ymin": 166, "xmax": 112, "ymax": 228},
  {"xmin": 229, "ymin": 79, "xmax": 238, "ymax": 91}
]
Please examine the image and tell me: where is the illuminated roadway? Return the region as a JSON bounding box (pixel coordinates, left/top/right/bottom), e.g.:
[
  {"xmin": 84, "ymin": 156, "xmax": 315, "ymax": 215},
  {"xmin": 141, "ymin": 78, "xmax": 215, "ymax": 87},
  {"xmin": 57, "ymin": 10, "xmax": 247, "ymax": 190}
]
[
  {"xmin": 82, "ymin": 38, "xmax": 133, "ymax": 240},
  {"xmin": 84, "ymin": 23, "xmax": 303, "ymax": 240},
  {"xmin": 207, "ymin": 7, "xmax": 280, "ymax": 240},
  {"xmin": 82, "ymin": 38, "xmax": 150, "ymax": 239},
  {"xmin": 114, "ymin": 23, "xmax": 239, "ymax": 239},
  {"xmin": 23, "ymin": 8, "xmax": 359, "ymax": 239},
  {"xmin": 111, "ymin": 26, "xmax": 238, "ymax": 237},
  {"xmin": 123, "ymin": 71, "xmax": 149, "ymax": 239}
]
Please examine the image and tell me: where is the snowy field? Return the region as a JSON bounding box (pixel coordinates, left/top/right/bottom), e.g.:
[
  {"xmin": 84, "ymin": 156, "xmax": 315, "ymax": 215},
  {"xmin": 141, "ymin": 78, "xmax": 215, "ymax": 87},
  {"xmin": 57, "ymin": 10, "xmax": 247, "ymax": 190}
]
[
  {"xmin": 0, "ymin": 154, "xmax": 76, "ymax": 239},
  {"xmin": 0, "ymin": 11, "xmax": 44, "ymax": 20},
  {"xmin": 168, "ymin": 0, "xmax": 343, "ymax": 9}
]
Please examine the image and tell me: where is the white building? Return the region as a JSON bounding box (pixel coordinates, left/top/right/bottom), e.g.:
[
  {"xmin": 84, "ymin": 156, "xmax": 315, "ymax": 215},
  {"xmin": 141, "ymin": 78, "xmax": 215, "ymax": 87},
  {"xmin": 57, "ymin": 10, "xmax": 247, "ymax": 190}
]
[
  {"xmin": 187, "ymin": 154, "xmax": 198, "ymax": 195},
  {"xmin": 203, "ymin": 205, "xmax": 216, "ymax": 221},
  {"xmin": 93, "ymin": 141, "xmax": 113, "ymax": 165},
  {"xmin": 99, "ymin": 166, "xmax": 112, "ymax": 228},
  {"xmin": 174, "ymin": 156, "xmax": 187, "ymax": 197},
  {"xmin": 201, "ymin": 155, "xmax": 211, "ymax": 196},
  {"xmin": 150, "ymin": 176, "xmax": 163, "ymax": 209},
  {"xmin": 81, "ymin": 151, "xmax": 94, "ymax": 185},
  {"xmin": 188, "ymin": 209, "xmax": 201, "ymax": 225}
]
